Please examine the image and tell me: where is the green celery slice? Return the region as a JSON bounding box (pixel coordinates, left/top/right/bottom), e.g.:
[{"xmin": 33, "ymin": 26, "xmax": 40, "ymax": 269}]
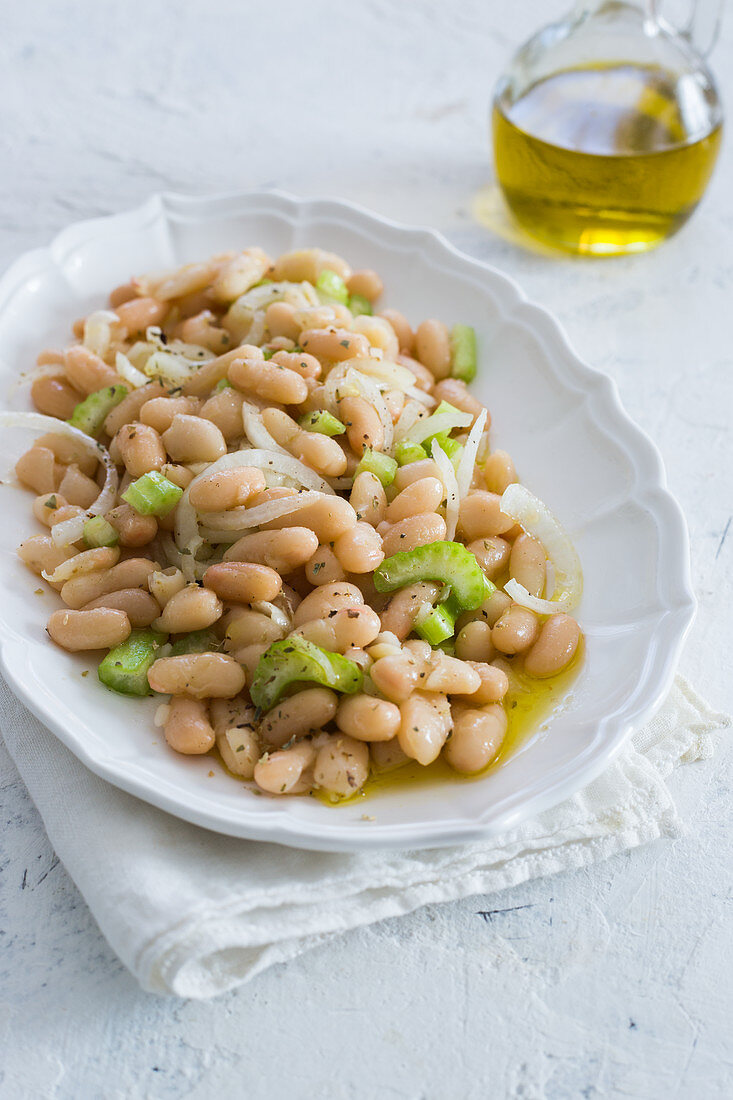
[
  {"xmin": 298, "ymin": 410, "xmax": 346, "ymax": 437},
  {"xmin": 122, "ymin": 471, "xmax": 183, "ymax": 517},
  {"xmin": 354, "ymin": 447, "xmax": 397, "ymax": 487},
  {"xmin": 98, "ymin": 629, "xmax": 168, "ymax": 696},
  {"xmin": 374, "ymin": 540, "xmax": 492, "ymax": 611},
  {"xmin": 83, "ymin": 515, "xmax": 119, "ymax": 548},
  {"xmin": 450, "ymin": 324, "xmax": 477, "ymax": 383},
  {"xmin": 68, "ymin": 385, "xmax": 128, "ymax": 437},
  {"xmin": 250, "ymin": 636, "xmax": 363, "ymax": 713}
]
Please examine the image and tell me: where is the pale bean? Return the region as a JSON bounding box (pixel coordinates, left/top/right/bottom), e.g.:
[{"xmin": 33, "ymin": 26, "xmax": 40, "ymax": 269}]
[
  {"xmin": 164, "ymin": 696, "xmax": 215, "ymax": 755},
  {"xmin": 313, "ymin": 734, "xmax": 369, "ymax": 797},
  {"xmin": 379, "ymin": 580, "xmax": 441, "ymax": 640},
  {"xmin": 350, "ymin": 471, "xmax": 387, "ymax": 525},
  {"xmin": 261, "ymin": 493, "xmax": 357, "ymax": 542},
  {"xmin": 265, "ymin": 301, "xmax": 300, "ymax": 342},
  {"xmin": 217, "ymin": 725, "xmax": 259, "ymax": 778},
  {"xmin": 432, "ymin": 379, "xmax": 487, "ymax": 425},
  {"xmin": 47, "ymin": 607, "xmax": 131, "ymax": 651},
  {"xmin": 383, "ymin": 389, "xmax": 405, "ymax": 422},
  {"xmin": 221, "ymin": 608, "xmax": 285, "ymax": 650},
  {"xmin": 339, "ymin": 395, "xmax": 384, "ymax": 454},
  {"xmin": 351, "ymin": 315, "xmax": 399, "ymax": 358},
  {"xmin": 31, "ymin": 373, "xmax": 82, "ymax": 419},
  {"xmin": 103, "ymin": 382, "xmax": 167, "ymax": 437},
  {"xmin": 467, "ymin": 536, "xmax": 511, "ymax": 579},
  {"xmin": 415, "ymin": 319, "xmax": 451, "ymax": 381},
  {"xmin": 17, "ymin": 534, "xmax": 76, "ymax": 581},
  {"xmin": 180, "ymin": 344, "xmax": 263, "ymax": 397},
  {"xmin": 524, "ymin": 614, "xmax": 581, "ymax": 678},
  {"xmin": 210, "ymin": 695, "xmax": 255, "ymax": 735},
  {"xmin": 15, "ymin": 446, "xmax": 57, "ymax": 494},
  {"xmin": 300, "ymin": 327, "xmax": 370, "ymax": 363},
  {"xmin": 271, "ymin": 349, "xmax": 322, "ymax": 380},
  {"xmin": 370, "ymin": 653, "xmax": 422, "ymax": 704},
  {"xmin": 148, "ymin": 567, "xmax": 186, "ymax": 608},
  {"xmin": 444, "ymin": 703, "xmax": 507, "ymax": 773},
  {"xmin": 393, "ymin": 458, "xmax": 442, "ymax": 492},
  {"xmin": 212, "ymin": 248, "xmax": 269, "ymax": 303},
  {"xmin": 491, "ymin": 606, "xmax": 539, "ymax": 654},
  {"xmin": 42, "ymin": 545, "xmax": 119, "ymax": 583},
  {"xmin": 57, "ymin": 464, "xmax": 100, "ymax": 508},
  {"xmin": 106, "ymin": 503, "xmax": 158, "ymax": 547},
  {"xmin": 231, "ymin": 642, "xmax": 270, "ymax": 682},
  {"xmin": 483, "ymin": 449, "xmax": 517, "ymax": 495},
  {"xmin": 36, "ymin": 432, "xmax": 98, "ymax": 477},
  {"xmin": 295, "ymin": 605, "xmax": 381, "ymax": 653},
  {"xmin": 108, "ymin": 283, "xmax": 138, "ymax": 308},
  {"xmin": 509, "ymin": 533, "xmax": 546, "ymax": 598},
  {"xmin": 305, "ymin": 544, "xmax": 347, "ymax": 586},
  {"xmin": 346, "ymin": 269, "xmax": 383, "ymax": 302},
  {"xmin": 223, "ymin": 527, "xmax": 318, "ymax": 573},
  {"xmin": 336, "ymin": 694, "xmax": 400, "ymax": 742},
  {"xmin": 148, "ymin": 653, "xmax": 245, "ymax": 698},
  {"xmin": 64, "ymin": 346, "xmax": 122, "ymax": 394},
  {"xmin": 396, "ymin": 352, "xmax": 435, "ymax": 392},
  {"xmin": 378, "ymin": 309, "xmax": 414, "ymax": 353},
  {"xmin": 49, "ymin": 504, "xmax": 86, "ymax": 528},
  {"xmin": 162, "ymin": 414, "xmax": 227, "ymax": 464},
  {"xmin": 453, "ymin": 662, "xmax": 509, "ymax": 706},
  {"xmin": 203, "ymin": 561, "xmax": 282, "ymax": 604},
  {"xmin": 153, "ymin": 584, "xmax": 223, "ymax": 633},
  {"xmin": 188, "ymin": 467, "xmax": 266, "ymax": 512},
  {"xmin": 425, "ymin": 654, "xmax": 482, "ymax": 695},
  {"xmin": 114, "ymin": 296, "xmax": 168, "ymax": 333},
  {"xmin": 385, "ymin": 477, "xmax": 444, "ymax": 523},
  {"xmin": 199, "ymin": 388, "xmax": 246, "ymax": 441},
  {"xmin": 261, "ymin": 407, "xmax": 347, "ymax": 477},
  {"xmin": 176, "ymin": 311, "xmax": 231, "ymax": 354},
  {"xmin": 82, "ymin": 587, "xmax": 160, "ymax": 628},
  {"xmin": 272, "ymin": 248, "xmax": 350, "ymax": 282},
  {"xmin": 455, "ymin": 620, "xmax": 495, "ymax": 663},
  {"xmin": 381, "ymin": 513, "xmax": 447, "ymax": 557},
  {"xmin": 293, "ymin": 582, "xmax": 363, "ymax": 627},
  {"xmin": 160, "ymin": 463, "xmax": 195, "ymax": 490},
  {"xmin": 259, "ymin": 687, "xmax": 338, "ymax": 749},
  {"xmin": 61, "ymin": 557, "xmax": 158, "ymax": 609},
  {"xmin": 140, "ymin": 396, "xmax": 200, "ymax": 434},
  {"xmin": 333, "ymin": 522, "xmax": 384, "ymax": 573},
  {"xmin": 113, "ymin": 422, "xmax": 166, "ymax": 477},
  {"xmin": 398, "ymin": 691, "xmax": 452, "ymax": 765},
  {"xmin": 228, "ymin": 355, "xmax": 307, "ymax": 405},
  {"xmin": 254, "ymin": 741, "xmax": 316, "ymax": 795},
  {"xmin": 32, "ymin": 491, "xmax": 68, "ymax": 527},
  {"xmin": 370, "ymin": 737, "xmax": 410, "ymax": 771},
  {"xmin": 458, "ymin": 491, "xmax": 514, "ymax": 539}
]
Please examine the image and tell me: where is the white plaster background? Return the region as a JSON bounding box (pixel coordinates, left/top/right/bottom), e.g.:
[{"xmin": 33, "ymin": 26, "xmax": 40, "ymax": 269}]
[{"xmin": 0, "ymin": 1, "xmax": 731, "ymax": 1097}]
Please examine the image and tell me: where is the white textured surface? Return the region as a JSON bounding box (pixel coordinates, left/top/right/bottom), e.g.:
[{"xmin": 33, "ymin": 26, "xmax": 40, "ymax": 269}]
[{"xmin": 0, "ymin": 1, "xmax": 731, "ymax": 1096}]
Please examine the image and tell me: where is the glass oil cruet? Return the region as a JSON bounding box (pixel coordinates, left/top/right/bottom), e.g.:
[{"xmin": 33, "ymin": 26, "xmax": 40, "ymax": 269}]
[{"xmin": 491, "ymin": 0, "xmax": 724, "ymax": 255}]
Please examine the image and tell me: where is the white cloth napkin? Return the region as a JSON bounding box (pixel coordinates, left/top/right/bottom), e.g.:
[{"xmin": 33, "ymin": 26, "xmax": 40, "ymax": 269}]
[{"xmin": 0, "ymin": 674, "xmax": 728, "ymax": 999}]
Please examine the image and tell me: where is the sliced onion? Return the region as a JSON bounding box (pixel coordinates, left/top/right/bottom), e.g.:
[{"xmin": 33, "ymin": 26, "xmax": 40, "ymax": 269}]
[
  {"xmin": 351, "ymin": 369, "xmax": 394, "ymax": 456},
  {"xmin": 175, "ymin": 449, "xmax": 334, "ymax": 556},
  {"xmin": 251, "ymin": 600, "xmax": 291, "ymax": 632},
  {"xmin": 394, "ymin": 399, "xmax": 427, "ymax": 443},
  {"xmin": 115, "ymin": 351, "xmax": 148, "ymax": 389},
  {"xmin": 340, "ymin": 356, "xmax": 417, "ymax": 392},
  {"xmin": 241, "ymin": 402, "xmax": 290, "ymax": 456},
  {"xmin": 50, "ymin": 514, "xmax": 88, "ymax": 548},
  {"xmin": 0, "ymin": 411, "xmax": 118, "ymax": 545},
  {"xmin": 431, "ymin": 440, "xmax": 459, "ymax": 541},
  {"xmin": 84, "ymin": 310, "xmax": 120, "ymax": 357},
  {"xmin": 405, "ymin": 385, "xmax": 436, "ymax": 408},
  {"xmin": 455, "ymin": 409, "xmax": 487, "ymax": 500},
  {"xmin": 500, "ymin": 484, "xmax": 582, "ymax": 612},
  {"xmin": 406, "ymin": 406, "xmax": 473, "ymax": 446},
  {"xmin": 198, "ymin": 492, "xmax": 321, "ymax": 533}
]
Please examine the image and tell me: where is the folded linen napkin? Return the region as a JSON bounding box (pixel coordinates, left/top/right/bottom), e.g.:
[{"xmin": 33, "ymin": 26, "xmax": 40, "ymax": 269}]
[{"xmin": 0, "ymin": 674, "xmax": 727, "ymax": 999}]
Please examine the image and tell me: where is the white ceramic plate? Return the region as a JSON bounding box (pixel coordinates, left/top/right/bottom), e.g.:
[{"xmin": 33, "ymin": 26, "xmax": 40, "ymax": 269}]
[{"xmin": 0, "ymin": 190, "xmax": 695, "ymax": 851}]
